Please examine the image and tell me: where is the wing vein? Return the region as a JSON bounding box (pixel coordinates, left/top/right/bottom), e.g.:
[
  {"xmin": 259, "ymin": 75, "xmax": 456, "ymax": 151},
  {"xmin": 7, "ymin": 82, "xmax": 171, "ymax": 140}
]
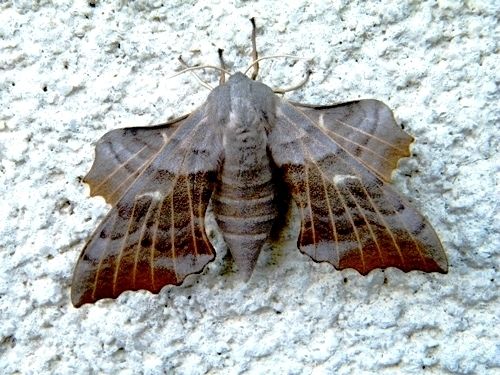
[
  {"xmin": 197, "ymin": 178, "xmax": 213, "ymax": 257},
  {"xmin": 318, "ymin": 164, "xmax": 340, "ymax": 265},
  {"xmin": 133, "ymin": 197, "xmax": 158, "ymax": 287},
  {"xmin": 91, "ymin": 144, "xmax": 149, "ymax": 192},
  {"xmin": 104, "ymin": 115, "xmax": 206, "ymax": 204},
  {"xmin": 358, "ymin": 184, "xmax": 405, "ymax": 264},
  {"xmin": 331, "ymin": 180, "xmax": 366, "ymax": 270},
  {"xmin": 381, "ymin": 189, "xmax": 428, "ymax": 266},
  {"xmin": 304, "ymin": 163, "xmax": 317, "ymax": 246},
  {"xmin": 169, "ymin": 194, "xmax": 179, "ymax": 281},
  {"xmin": 333, "ymin": 117, "xmax": 408, "ymax": 153},
  {"xmin": 186, "ymin": 174, "xmax": 199, "ymax": 257},
  {"xmin": 112, "ymin": 198, "xmax": 140, "ymax": 294},
  {"xmin": 292, "ymin": 107, "xmax": 394, "ymax": 181},
  {"xmin": 284, "ymin": 114, "xmax": 318, "ymax": 248},
  {"xmin": 324, "ymin": 128, "xmax": 395, "ymax": 164},
  {"xmin": 345, "ymin": 188, "xmax": 384, "ymax": 264},
  {"xmin": 282, "ymin": 111, "xmax": 365, "ymax": 267},
  {"xmin": 149, "ymin": 200, "xmax": 162, "ymax": 291},
  {"xmin": 92, "ymin": 211, "xmax": 119, "ymax": 301}
]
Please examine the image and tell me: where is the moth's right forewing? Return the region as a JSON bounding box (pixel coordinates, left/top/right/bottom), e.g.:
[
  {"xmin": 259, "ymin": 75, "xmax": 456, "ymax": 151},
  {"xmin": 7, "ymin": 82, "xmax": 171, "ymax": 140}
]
[
  {"xmin": 72, "ymin": 109, "xmax": 222, "ymax": 307},
  {"xmin": 291, "ymin": 100, "xmax": 413, "ymax": 182}
]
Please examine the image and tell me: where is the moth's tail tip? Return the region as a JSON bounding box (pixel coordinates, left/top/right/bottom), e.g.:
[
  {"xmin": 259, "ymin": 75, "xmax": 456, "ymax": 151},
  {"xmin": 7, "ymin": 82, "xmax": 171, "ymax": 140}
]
[{"xmin": 237, "ymin": 268, "xmax": 254, "ymax": 283}]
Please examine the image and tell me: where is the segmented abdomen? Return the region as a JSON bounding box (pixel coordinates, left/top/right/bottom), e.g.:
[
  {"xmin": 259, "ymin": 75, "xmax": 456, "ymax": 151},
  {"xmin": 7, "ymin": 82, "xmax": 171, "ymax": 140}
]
[{"xmin": 212, "ymin": 162, "xmax": 277, "ymax": 243}]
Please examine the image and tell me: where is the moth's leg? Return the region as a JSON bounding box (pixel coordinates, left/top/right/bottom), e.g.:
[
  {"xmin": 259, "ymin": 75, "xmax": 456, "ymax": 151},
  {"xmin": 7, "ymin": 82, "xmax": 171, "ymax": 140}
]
[
  {"xmin": 273, "ymin": 69, "xmax": 312, "ymax": 94},
  {"xmin": 250, "ymin": 17, "xmax": 259, "ymax": 80},
  {"xmin": 218, "ymin": 48, "xmax": 226, "ymax": 85}
]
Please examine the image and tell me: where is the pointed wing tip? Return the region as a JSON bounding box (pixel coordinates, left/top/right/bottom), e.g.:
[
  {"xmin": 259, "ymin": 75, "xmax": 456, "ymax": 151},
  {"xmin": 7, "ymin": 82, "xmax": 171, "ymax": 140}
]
[
  {"xmin": 81, "ymin": 174, "xmax": 115, "ymax": 204},
  {"xmin": 235, "ymin": 266, "xmax": 255, "ymax": 282},
  {"xmin": 70, "ymin": 282, "xmax": 92, "ymax": 308},
  {"xmin": 71, "ymin": 296, "xmax": 87, "ymax": 309},
  {"xmin": 81, "ymin": 176, "xmax": 92, "ymax": 193},
  {"xmin": 82, "ymin": 175, "xmax": 99, "ymax": 198},
  {"xmin": 433, "ymin": 259, "xmax": 448, "ymax": 274}
]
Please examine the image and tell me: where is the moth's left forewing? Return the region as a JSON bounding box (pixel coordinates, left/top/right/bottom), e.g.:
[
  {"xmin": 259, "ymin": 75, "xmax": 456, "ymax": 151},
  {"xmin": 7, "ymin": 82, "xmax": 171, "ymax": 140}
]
[
  {"xmin": 83, "ymin": 115, "xmax": 188, "ymax": 205},
  {"xmin": 269, "ymin": 100, "xmax": 447, "ymax": 275}
]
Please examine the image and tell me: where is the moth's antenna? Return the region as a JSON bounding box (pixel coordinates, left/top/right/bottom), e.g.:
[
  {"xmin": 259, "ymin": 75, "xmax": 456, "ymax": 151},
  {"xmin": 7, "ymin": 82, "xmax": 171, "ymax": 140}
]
[
  {"xmin": 170, "ymin": 57, "xmax": 231, "ymax": 90},
  {"xmin": 273, "ymin": 69, "xmax": 312, "ymax": 94},
  {"xmin": 169, "ymin": 64, "xmax": 231, "ymax": 79},
  {"xmin": 177, "ymin": 56, "xmax": 214, "ymax": 90},
  {"xmin": 218, "ymin": 48, "xmax": 226, "ymax": 85},
  {"xmin": 250, "ymin": 17, "xmax": 259, "ymax": 80},
  {"xmin": 243, "ymin": 55, "xmax": 311, "ymax": 76}
]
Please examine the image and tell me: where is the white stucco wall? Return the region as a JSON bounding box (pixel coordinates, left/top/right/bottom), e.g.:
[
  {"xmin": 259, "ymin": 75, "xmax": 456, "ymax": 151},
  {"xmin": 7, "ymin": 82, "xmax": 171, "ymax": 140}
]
[{"xmin": 0, "ymin": 1, "xmax": 498, "ymax": 374}]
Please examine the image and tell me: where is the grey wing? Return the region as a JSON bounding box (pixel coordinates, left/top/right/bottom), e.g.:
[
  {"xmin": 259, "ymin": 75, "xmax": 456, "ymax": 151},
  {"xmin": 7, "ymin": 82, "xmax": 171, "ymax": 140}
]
[
  {"xmin": 290, "ymin": 100, "xmax": 413, "ymax": 182},
  {"xmin": 72, "ymin": 108, "xmax": 223, "ymax": 307},
  {"xmin": 84, "ymin": 114, "xmax": 188, "ymax": 205},
  {"xmin": 269, "ymin": 100, "xmax": 447, "ymax": 275}
]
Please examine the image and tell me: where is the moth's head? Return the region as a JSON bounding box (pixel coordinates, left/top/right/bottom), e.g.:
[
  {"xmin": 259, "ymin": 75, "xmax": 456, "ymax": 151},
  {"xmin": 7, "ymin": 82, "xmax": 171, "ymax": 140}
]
[
  {"xmin": 205, "ymin": 72, "xmax": 278, "ymax": 130},
  {"xmin": 225, "ymin": 72, "xmax": 276, "ymax": 98}
]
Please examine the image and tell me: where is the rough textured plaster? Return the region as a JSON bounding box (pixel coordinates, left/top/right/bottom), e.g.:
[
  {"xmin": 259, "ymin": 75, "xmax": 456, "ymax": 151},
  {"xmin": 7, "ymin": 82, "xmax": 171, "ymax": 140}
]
[{"xmin": 0, "ymin": 0, "xmax": 498, "ymax": 374}]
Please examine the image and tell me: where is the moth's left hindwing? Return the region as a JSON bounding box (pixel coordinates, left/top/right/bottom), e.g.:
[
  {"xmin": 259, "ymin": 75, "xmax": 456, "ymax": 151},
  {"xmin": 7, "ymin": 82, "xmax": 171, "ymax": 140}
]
[
  {"xmin": 71, "ymin": 108, "xmax": 222, "ymax": 307},
  {"xmin": 269, "ymin": 100, "xmax": 447, "ymax": 275}
]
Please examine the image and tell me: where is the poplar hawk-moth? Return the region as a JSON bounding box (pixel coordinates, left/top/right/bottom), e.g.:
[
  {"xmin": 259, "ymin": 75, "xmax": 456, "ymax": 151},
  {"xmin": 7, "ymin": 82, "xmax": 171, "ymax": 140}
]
[{"xmin": 71, "ymin": 20, "xmax": 447, "ymax": 307}]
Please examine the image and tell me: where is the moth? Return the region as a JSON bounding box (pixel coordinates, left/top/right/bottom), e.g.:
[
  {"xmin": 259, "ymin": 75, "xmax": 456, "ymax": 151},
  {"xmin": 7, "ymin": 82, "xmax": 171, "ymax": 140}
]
[{"xmin": 71, "ymin": 20, "xmax": 447, "ymax": 307}]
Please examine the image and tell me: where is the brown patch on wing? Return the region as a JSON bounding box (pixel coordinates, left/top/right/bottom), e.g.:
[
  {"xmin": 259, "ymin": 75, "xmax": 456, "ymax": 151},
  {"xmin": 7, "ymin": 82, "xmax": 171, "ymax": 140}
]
[
  {"xmin": 72, "ymin": 171, "xmax": 216, "ymax": 307},
  {"xmin": 283, "ymin": 161, "xmax": 446, "ymax": 274}
]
